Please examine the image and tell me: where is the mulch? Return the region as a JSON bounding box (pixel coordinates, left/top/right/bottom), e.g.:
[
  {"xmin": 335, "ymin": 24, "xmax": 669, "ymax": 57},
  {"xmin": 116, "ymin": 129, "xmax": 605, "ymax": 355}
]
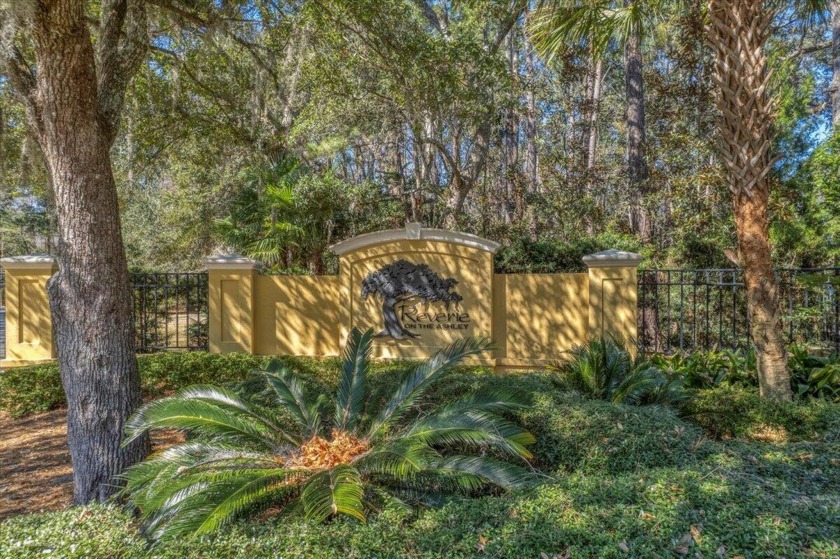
[{"xmin": 0, "ymin": 410, "xmax": 183, "ymax": 521}]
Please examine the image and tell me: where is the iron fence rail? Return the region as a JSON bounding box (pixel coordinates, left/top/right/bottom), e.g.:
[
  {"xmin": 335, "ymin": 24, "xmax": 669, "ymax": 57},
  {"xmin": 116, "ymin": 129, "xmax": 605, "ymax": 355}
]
[
  {"xmin": 131, "ymin": 272, "xmax": 208, "ymax": 352},
  {"xmin": 639, "ymin": 268, "xmax": 840, "ymax": 354}
]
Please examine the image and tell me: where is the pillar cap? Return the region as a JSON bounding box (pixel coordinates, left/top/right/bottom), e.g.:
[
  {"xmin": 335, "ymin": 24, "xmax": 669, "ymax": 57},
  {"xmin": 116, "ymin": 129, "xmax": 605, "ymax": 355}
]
[
  {"xmin": 582, "ymin": 249, "xmax": 643, "ymax": 268},
  {"xmin": 202, "ymin": 254, "xmax": 261, "ymax": 270},
  {"xmin": 0, "ymin": 255, "xmax": 58, "ymax": 270}
]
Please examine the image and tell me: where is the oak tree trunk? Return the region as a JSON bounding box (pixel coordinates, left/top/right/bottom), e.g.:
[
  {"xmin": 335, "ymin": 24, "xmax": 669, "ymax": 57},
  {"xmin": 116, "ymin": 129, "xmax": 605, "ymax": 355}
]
[{"xmin": 28, "ymin": 0, "xmax": 149, "ymax": 502}]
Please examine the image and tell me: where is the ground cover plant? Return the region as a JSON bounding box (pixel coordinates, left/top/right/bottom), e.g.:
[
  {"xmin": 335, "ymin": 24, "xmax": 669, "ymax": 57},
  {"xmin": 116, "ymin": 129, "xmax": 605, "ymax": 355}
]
[
  {"xmin": 2, "ymin": 343, "xmax": 840, "ymax": 556},
  {"xmin": 1, "ymin": 392, "xmax": 838, "ymax": 558},
  {"xmin": 120, "ymin": 329, "xmax": 535, "ymax": 541}
]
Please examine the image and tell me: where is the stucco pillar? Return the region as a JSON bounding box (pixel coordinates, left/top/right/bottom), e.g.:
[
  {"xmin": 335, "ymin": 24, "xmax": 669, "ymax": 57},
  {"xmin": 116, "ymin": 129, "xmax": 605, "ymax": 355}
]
[
  {"xmin": 0, "ymin": 255, "xmax": 58, "ymax": 367},
  {"xmin": 583, "ymin": 249, "xmax": 643, "ymax": 351},
  {"xmin": 204, "ymin": 255, "xmax": 260, "ymax": 354}
]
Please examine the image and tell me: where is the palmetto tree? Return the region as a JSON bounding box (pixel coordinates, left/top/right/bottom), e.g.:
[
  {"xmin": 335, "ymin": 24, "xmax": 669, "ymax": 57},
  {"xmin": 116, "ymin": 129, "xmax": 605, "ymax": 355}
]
[
  {"xmin": 705, "ymin": 0, "xmax": 828, "ymax": 400},
  {"xmin": 121, "ymin": 329, "xmax": 535, "ymax": 541}
]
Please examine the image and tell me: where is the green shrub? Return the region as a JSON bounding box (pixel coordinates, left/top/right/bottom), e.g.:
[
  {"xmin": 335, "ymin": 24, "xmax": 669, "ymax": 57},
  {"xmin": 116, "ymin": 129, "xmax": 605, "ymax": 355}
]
[
  {"xmin": 122, "ymin": 331, "xmax": 535, "ymax": 541},
  {"xmin": 788, "ymin": 345, "xmax": 840, "ymax": 401},
  {"xmin": 683, "ymin": 385, "xmax": 840, "ymax": 441},
  {"xmin": 524, "ymin": 390, "xmax": 704, "ymax": 474},
  {"xmin": 421, "ymin": 371, "xmax": 704, "ymax": 475},
  {"xmin": 0, "ymin": 353, "xmax": 266, "ymax": 418},
  {"xmin": 494, "ymin": 233, "xmax": 643, "ymax": 273},
  {"xmin": 650, "ymin": 349, "xmax": 758, "ymax": 390},
  {"xmin": 551, "ymin": 338, "xmax": 688, "ymax": 406},
  {"xmin": 0, "ymin": 352, "xmax": 411, "ymax": 418},
  {"xmin": 0, "ymin": 363, "xmax": 65, "ymax": 418}
]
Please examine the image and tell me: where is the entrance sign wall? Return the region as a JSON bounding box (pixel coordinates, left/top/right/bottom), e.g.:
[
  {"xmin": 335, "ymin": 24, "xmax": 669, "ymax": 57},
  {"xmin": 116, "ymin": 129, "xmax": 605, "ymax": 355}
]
[
  {"xmin": 0, "ymin": 225, "xmax": 642, "ymax": 370},
  {"xmin": 208, "ymin": 224, "xmax": 642, "ymax": 370}
]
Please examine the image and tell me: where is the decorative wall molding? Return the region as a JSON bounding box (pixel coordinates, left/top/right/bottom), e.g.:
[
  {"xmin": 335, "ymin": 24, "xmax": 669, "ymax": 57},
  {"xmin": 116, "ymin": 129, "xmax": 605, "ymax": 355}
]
[{"xmin": 330, "ymin": 223, "xmax": 501, "ymax": 256}]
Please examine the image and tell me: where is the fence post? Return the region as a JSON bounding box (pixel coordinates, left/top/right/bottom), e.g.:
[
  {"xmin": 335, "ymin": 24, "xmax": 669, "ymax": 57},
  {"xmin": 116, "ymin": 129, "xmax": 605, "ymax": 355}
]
[
  {"xmin": 204, "ymin": 255, "xmax": 260, "ymax": 354},
  {"xmin": 583, "ymin": 249, "xmax": 644, "ymax": 352},
  {"xmin": 0, "ymin": 255, "xmax": 58, "ymax": 367}
]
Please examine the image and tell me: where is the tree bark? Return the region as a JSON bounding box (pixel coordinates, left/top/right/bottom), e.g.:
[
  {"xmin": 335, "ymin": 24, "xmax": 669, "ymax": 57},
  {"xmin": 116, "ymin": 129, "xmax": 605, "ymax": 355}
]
[
  {"xmin": 831, "ymin": 1, "xmax": 840, "ymax": 130},
  {"xmin": 707, "ymin": 0, "xmax": 791, "ymax": 400},
  {"xmin": 17, "ymin": 0, "xmax": 150, "ymax": 503},
  {"xmin": 625, "ymin": 21, "xmax": 651, "ymax": 242}
]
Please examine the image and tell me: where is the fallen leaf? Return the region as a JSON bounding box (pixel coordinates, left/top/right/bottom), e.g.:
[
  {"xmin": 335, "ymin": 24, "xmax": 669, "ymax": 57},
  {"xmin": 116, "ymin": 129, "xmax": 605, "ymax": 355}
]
[
  {"xmin": 690, "ymin": 525, "xmax": 702, "ymax": 545},
  {"xmin": 618, "ymin": 540, "xmax": 629, "ymax": 553},
  {"xmin": 476, "ymin": 534, "xmax": 487, "ymax": 552},
  {"xmin": 715, "ymin": 545, "xmax": 726, "ymax": 557}
]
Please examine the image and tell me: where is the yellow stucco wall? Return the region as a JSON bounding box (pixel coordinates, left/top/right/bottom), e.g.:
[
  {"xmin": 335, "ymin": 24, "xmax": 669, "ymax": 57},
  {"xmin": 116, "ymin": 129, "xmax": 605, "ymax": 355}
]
[
  {"xmin": 339, "ymin": 239, "xmax": 494, "ymax": 361},
  {"xmin": 1, "ymin": 230, "xmax": 639, "ymax": 371},
  {"xmin": 0, "ymin": 257, "xmax": 57, "ymax": 368},
  {"xmin": 493, "ymin": 273, "xmax": 589, "ymax": 369},
  {"xmin": 200, "ymin": 228, "xmax": 643, "ymax": 370},
  {"xmin": 254, "ymin": 275, "xmax": 341, "ymax": 356}
]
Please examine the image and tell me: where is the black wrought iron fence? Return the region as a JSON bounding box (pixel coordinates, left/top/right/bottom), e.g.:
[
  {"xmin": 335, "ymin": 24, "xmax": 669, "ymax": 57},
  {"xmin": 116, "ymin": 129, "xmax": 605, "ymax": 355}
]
[
  {"xmin": 639, "ymin": 268, "xmax": 840, "ymax": 354},
  {"xmin": 131, "ymin": 272, "xmax": 208, "ymax": 352}
]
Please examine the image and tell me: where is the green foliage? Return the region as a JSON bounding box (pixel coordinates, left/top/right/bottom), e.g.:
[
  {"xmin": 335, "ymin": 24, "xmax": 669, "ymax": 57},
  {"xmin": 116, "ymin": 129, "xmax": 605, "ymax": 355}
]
[
  {"xmin": 0, "ymin": 353, "xmax": 263, "ymax": 418},
  {"xmin": 683, "ymin": 385, "xmax": 840, "ymax": 441},
  {"xmin": 121, "ymin": 330, "xmax": 535, "ymax": 541},
  {"xmin": 494, "ymin": 234, "xmax": 643, "ymax": 273},
  {"xmin": 653, "ymin": 345, "xmax": 840, "ymax": 402},
  {"xmin": 788, "ymin": 345, "xmax": 840, "ymax": 401},
  {"xmin": 3, "ymin": 417, "xmax": 838, "ymax": 558},
  {"xmin": 650, "ymin": 349, "xmax": 758, "ymax": 390},
  {"xmin": 551, "ymin": 337, "xmax": 688, "ymax": 406}
]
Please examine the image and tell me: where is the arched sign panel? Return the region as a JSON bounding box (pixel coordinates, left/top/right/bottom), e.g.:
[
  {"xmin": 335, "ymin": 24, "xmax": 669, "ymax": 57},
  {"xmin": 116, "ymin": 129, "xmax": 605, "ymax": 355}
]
[{"xmin": 332, "ymin": 224, "xmax": 499, "ymax": 360}]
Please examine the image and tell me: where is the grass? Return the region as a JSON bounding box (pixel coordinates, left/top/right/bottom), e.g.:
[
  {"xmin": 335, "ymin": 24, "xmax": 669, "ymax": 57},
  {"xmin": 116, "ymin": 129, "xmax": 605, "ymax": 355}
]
[{"xmin": 1, "ymin": 353, "xmax": 839, "ymax": 557}]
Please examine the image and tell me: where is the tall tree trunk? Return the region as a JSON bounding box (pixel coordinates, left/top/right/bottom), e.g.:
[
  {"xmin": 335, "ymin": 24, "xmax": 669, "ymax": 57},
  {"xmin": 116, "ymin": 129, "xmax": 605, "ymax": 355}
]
[
  {"xmin": 524, "ymin": 43, "xmax": 539, "ymax": 240},
  {"xmin": 625, "ymin": 22, "xmax": 651, "ymax": 242},
  {"xmin": 707, "ymin": 0, "xmax": 791, "ymax": 400},
  {"xmin": 587, "ymin": 58, "xmax": 603, "ymax": 175},
  {"xmin": 831, "ymin": 1, "xmax": 840, "ymax": 130},
  {"xmin": 8, "ymin": 0, "xmax": 151, "ymax": 503}
]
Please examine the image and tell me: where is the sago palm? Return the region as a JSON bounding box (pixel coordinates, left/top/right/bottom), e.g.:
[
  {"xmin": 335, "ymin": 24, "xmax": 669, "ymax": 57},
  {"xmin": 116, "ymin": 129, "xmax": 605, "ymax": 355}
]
[
  {"xmin": 552, "ymin": 337, "xmax": 686, "ymax": 406},
  {"xmin": 121, "ymin": 329, "xmax": 535, "ymax": 541}
]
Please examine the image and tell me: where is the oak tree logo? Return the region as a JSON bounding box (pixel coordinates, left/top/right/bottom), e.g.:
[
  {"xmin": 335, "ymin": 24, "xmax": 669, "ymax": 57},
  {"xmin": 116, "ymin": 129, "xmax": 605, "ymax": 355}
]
[{"xmin": 361, "ymin": 260, "xmax": 463, "ymax": 340}]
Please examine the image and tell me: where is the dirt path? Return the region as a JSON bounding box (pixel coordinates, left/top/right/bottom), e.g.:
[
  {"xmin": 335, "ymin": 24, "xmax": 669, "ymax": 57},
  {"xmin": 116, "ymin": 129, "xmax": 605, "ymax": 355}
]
[{"xmin": 0, "ymin": 410, "xmax": 182, "ymax": 521}]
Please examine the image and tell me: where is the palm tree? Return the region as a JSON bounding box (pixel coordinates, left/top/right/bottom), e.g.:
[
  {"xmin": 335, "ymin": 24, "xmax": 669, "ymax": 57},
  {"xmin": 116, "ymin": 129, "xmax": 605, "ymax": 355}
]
[
  {"xmin": 121, "ymin": 329, "xmax": 535, "ymax": 541},
  {"xmin": 529, "ymin": 0, "xmax": 663, "ymax": 242},
  {"xmin": 705, "ymin": 0, "xmax": 828, "ymax": 400},
  {"xmin": 551, "ymin": 337, "xmax": 687, "ymax": 406}
]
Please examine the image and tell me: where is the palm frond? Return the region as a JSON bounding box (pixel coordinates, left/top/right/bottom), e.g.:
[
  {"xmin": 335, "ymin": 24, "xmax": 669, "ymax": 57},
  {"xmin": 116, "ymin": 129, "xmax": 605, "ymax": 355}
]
[
  {"xmin": 353, "ymin": 440, "xmax": 437, "ymax": 478},
  {"xmin": 335, "ymin": 328, "xmax": 374, "ymax": 432},
  {"xmin": 429, "ymin": 455, "xmax": 534, "ymax": 491},
  {"xmin": 300, "ymin": 464, "xmax": 365, "ymax": 522},
  {"xmin": 404, "ymin": 410, "xmax": 535, "ymax": 459},
  {"xmin": 145, "ymin": 468, "xmax": 297, "ymax": 541},
  {"xmin": 368, "ymin": 337, "xmax": 491, "ymax": 438},
  {"xmin": 124, "ymin": 387, "xmax": 289, "ymax": 451},
  {"xmin": 263, "ymin": 360, "xmax": 323, "ymax": 438}
]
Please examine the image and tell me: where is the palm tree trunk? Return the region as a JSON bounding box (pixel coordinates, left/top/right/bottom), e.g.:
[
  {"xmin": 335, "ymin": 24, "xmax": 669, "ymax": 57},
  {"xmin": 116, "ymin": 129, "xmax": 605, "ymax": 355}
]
[
  {"xmin": 707, "ymin": 0, "xmax": 791, "ymax": 400},
  {"xmin": 625, "ymin": 22, "xmax": 651, "ymax": 243}
]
